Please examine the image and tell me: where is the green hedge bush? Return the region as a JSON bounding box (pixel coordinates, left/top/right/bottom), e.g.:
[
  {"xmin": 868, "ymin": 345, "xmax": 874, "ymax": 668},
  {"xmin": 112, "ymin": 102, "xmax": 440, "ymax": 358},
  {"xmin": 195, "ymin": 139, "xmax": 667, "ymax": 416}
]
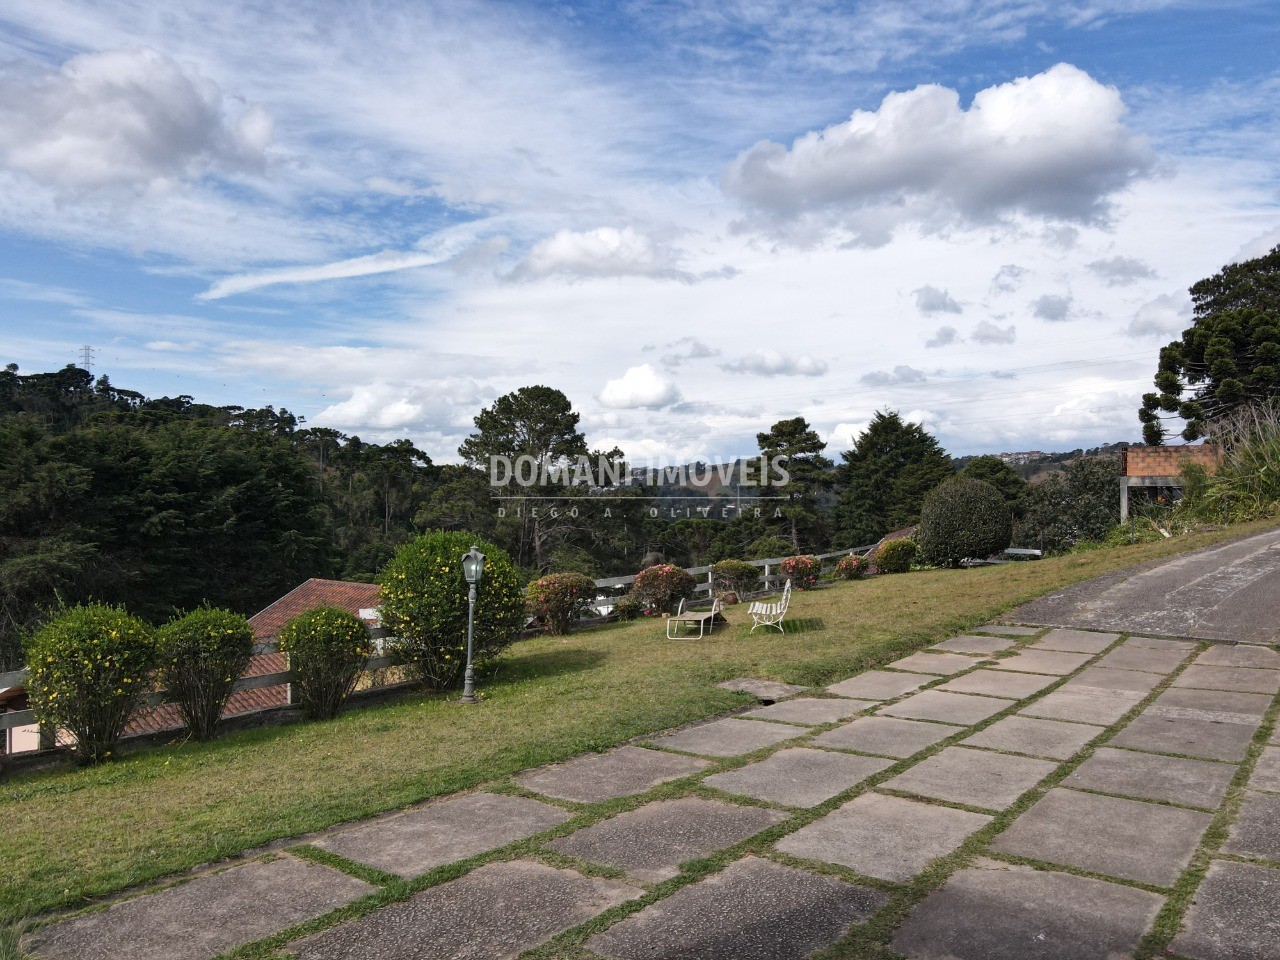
[
  {"xmin": 874, "ymin": 538, "xmax": 917, "ymax": 573},
  {"xmin": 379, "ymin": 532, "xmax": 525, "ymax": 690},
  {"xmin": 25, "ymin": 604, "xmax": 158, "ymax": 765},
  {"xmin": 612, "ymin": 591, "xmax": 645, "ymax": 620},
  {"xmin": 712, "ymin": 559, "xmax": 759, "ymax": 597},
  {"xmin": 278, "ymin": 606, "xmax": 372, "ymax": 720},
  {"xmin": 526, "ymin": 572, "xmax": 597, "ymax": 635},
  {"xmin": 158, "ymin": 607, "xmax": 254, "ymax": 740},
  {"xmin": 917, "ymin": 477, "xmax": 1013, "ymax": 568},
  {"xmin": 632, "ymin": 563, "xmax": 697, "ymax": 613}
]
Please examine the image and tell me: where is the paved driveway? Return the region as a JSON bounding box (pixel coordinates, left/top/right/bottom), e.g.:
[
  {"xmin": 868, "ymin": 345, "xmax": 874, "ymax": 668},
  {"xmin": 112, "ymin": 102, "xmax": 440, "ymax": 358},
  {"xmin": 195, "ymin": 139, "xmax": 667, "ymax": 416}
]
[{"xmin": 1010, "ymin": 527, "xmax": 1280, "ymax": 644}]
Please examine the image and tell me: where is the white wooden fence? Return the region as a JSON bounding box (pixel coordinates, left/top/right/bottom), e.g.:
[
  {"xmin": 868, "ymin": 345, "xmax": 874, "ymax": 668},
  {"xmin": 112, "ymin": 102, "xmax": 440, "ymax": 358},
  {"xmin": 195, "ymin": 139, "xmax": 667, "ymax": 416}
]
[{"xmin": 0, "ymin": 544, "xmax": 875, "ymax": 755}]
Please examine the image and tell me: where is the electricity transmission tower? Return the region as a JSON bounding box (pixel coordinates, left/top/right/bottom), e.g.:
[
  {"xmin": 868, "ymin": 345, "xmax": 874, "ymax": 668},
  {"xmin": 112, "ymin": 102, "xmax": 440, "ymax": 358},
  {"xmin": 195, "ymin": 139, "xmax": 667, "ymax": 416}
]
[{"xmin": 80, "ymin": 345, "xmax": 95, "ymax": 372}]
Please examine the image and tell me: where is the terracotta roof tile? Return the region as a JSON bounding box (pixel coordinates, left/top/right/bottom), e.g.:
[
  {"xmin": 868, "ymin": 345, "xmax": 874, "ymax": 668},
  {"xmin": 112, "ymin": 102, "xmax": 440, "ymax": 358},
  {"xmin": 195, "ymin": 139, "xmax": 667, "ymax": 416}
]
[{"xmin": 248, "ymin": 578, "xmax": 382, "ymax": 642}]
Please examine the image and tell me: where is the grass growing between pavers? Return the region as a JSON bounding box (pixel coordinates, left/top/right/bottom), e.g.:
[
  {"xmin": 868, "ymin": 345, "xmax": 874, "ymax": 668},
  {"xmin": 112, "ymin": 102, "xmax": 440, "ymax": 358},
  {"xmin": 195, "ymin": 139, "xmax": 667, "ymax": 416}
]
[{"xmin": 3, "ymin": 521, "xmax": 1277, "ymax": 935}]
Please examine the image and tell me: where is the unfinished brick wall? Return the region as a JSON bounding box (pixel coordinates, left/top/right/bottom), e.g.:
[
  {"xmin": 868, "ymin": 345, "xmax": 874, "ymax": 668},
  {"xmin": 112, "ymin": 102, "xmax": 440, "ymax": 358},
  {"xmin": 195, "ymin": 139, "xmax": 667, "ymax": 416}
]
[{"xmin": 1121, "ymin": 444, "xmax": 1220, "ymax": 478}]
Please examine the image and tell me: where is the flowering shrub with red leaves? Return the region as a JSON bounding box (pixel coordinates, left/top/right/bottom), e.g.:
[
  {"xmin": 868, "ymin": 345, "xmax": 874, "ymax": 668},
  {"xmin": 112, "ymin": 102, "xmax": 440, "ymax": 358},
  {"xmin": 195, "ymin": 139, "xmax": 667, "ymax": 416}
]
[
  {"xmin": 525, "ymin": 572, "xmax": 597, "ymax": 635},
  {"xmin": 778, "ymin": 554, "xmax": 821, "ymax": 589},
  {"xmin": 632, "ymin": 563, "xmax": 697, "ymax": 613},
  {"xmin": 834, "ymin": 554, "xmax": 868, "ymax": 580}
]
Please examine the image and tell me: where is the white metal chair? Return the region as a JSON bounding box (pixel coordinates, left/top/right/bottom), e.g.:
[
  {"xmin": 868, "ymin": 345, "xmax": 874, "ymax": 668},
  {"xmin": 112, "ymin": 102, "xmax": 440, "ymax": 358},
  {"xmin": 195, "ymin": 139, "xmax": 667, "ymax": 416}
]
[
  {"xmin": 748, "ymin": 579, "xmax": 792, "ymax": 633},
  {"xmin": 666, "ymin": 597, "xmax": 724, "ymax": 639}
]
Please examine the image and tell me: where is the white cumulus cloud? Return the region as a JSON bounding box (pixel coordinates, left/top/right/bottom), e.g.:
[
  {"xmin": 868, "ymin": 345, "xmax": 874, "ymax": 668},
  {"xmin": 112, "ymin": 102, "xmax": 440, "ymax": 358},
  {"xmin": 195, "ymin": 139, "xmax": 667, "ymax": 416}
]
[
  {"xmin": 1126, "ymin": 292, "xmax": 1191, "ymax": 339},
  {"xmin": 861, "ymin": 365, "xmax": 926, "ymax": 386},
  {"xmin": 599, "ymin": 364, "xmax": 682, "ymax": 409},
  {"xmin": 0, "ymin": 47, "xmax": 271, "ymax": 192},
  {"xmin": 1032, "ymin": 293, "xmax": 1073, "ymax": 321},
  {"xmin": 972, "ymin": 320, "xmax": 1017, "ymax": 344},
  {"xmin": 914, "ymin": 285, "xmax": 963, "ymax": 314},
  {"xmin": 925, "ymin": 325, "xmax": 960, "ymax": 348},
  {"xmin": 723, "ymin": 63, "xmax": 1153, "ymax": 243},
  {"xmin": 511, "ymin": 226, "xmax": 696, "ymax": 283},
  {"xmin": 720, "ymin": 350, "xmax": 829, "ymax": 377},
  {"xmin": 1087, "ymin": 255, "xmax": 1158, "ymax": 286}
]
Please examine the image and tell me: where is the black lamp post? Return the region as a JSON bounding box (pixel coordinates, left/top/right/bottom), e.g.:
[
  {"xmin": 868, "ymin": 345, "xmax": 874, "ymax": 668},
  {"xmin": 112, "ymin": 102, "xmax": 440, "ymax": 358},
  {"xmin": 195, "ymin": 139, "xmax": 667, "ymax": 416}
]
[{"xmin": 460, "ymin": 545, "xmax": 486, "ymax": 704}]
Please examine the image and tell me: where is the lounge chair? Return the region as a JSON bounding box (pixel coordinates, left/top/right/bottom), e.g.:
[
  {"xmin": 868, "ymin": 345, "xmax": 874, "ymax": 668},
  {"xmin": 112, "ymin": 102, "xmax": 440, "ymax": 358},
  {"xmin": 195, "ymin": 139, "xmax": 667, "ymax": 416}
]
[{"xmin": 748, "ymin": 579, "xmax": 791, "ymax": 633}]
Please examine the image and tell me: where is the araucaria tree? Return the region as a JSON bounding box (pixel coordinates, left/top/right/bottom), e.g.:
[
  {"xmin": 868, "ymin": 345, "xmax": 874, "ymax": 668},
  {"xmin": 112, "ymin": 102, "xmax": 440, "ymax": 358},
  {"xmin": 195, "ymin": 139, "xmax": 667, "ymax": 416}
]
[
  {"xmin": 1140, "ymin": 244, "xmax": 1280, "ymax": 443},
  {"xmin": 756, "ymin": 417, "xmax": 834, "ymax": 551},
  {"xmin": 458, "ymin": 385, "xmax": 589, "ymax": 571},
  {"xmin": 834, "ymin": 411, "xmax": 953, "ymax": 547}
]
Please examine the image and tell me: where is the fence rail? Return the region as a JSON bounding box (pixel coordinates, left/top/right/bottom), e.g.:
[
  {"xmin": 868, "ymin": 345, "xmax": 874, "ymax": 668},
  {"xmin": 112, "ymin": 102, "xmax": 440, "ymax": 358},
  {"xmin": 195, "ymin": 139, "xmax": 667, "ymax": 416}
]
[{"xmin": 0, "ymin": 544, "xmax": 877, "ymax": 743}]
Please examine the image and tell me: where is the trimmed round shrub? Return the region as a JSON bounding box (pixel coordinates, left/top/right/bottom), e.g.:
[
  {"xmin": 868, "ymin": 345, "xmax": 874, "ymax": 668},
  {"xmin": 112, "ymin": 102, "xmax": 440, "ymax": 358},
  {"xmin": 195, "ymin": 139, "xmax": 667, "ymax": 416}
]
[
  {"xmin": 612, "ymin": 591, "xmax": 645, "ymax": 620},
  {"xmin": 526, "ymin": 572, "xmax": 598, "ymax": 635},
  {"xmin": 778, "ymin": 554, "xmax": 821, "ymax": 589},
  {"xmin": 158, "ymin": 607, "xmax": 254, "ymax": 740},
  {"xmin": 745, "ymin": 535, "xmax": 793, "ymax": 560},
  {"xmin": 379, "ymin": 532, "xmax": 525, "ymax": 691},
  {"xmin": 874, "ymin": 538, "xmax": 917, "ymax": 574},
  {"xmin": 25, "ymin": 604, "xmax": 158, "ymax": 765},
  {"xmin": 712, "ymin": 559, "xmax": 759, "ymax": 598},
  {"xmin": 278, "ymin": 606, "xmax": 372, "ymax": 720},
  {"xmin": 834, "ymin": 554, "xmax": 868, "ymax": 580},
  {"xmin": 917, "ymin": 477, "xmax": 1013, "ymax": 568},
  {"xmin": 632, "ymin": 563, "xmax": 697, "ymax": 614}
]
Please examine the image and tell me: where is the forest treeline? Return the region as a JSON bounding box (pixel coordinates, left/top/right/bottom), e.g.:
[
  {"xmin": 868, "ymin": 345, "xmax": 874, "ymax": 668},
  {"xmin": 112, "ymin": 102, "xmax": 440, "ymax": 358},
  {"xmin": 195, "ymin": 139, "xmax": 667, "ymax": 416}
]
[{"xmin": 0, "ymin": 364, "xmax": 1123, "ymax": 669}]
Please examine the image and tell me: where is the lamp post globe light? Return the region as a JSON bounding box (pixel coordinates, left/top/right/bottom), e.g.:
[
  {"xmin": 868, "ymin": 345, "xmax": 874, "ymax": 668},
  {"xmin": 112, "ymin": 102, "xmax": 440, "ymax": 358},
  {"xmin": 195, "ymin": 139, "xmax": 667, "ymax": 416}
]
[{"xmin": 460, "ymin": 545, "xmax": 486, "ymax": 704}]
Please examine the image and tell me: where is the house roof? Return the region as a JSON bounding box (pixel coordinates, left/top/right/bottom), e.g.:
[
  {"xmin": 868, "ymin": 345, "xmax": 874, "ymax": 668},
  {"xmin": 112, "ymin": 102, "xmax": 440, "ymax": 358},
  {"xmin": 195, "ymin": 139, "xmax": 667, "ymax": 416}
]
[{"xmin": 247, "ymin": 578, "xmax": 382, "ymax": 642}]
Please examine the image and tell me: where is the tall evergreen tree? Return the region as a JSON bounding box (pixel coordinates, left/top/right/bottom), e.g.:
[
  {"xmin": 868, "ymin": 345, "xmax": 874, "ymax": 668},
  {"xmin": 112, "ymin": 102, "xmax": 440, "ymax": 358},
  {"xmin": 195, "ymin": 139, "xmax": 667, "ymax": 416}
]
[
  {"xmin": 756, "ymin": 416, "xmax": 834, "ymax": 551},
  {"xmin": 833, "ymin": 411, "xmax": 952, "ymax": 547}
]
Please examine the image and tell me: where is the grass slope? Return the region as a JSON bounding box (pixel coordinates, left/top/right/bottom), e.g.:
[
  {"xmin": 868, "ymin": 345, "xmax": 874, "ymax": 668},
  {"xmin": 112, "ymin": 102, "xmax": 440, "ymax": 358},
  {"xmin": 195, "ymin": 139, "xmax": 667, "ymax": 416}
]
[{"xmin": 1, "ymin": 520, "xmax": 1275, "ymax": 923}]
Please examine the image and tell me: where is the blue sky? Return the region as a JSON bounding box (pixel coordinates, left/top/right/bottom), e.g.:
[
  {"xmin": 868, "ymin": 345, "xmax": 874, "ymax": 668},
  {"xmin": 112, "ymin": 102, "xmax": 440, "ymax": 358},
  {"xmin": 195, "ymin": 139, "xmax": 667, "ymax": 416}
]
[{"xmin": 1, "ymin": 1, "xmax": 1278, "ymax": 463}]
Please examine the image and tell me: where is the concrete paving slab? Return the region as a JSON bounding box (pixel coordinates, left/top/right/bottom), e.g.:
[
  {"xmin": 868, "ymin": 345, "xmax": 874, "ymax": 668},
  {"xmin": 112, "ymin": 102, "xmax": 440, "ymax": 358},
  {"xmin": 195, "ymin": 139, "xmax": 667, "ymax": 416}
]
[
  {"xmin": 1194, "ymin": 643, "xmax": 1280, "ymax": 669},
  {"xmin": 717, "ymin": 678, "xmax": 810, "ymax": 701},
  {"xmin": 27, "ymin": 855, "xmax": 374, "ymax": 960},
  {"xmin": 961, "ymin": 716, "xmax": 1103, "ymax": 760},
  {"xmin": 313, "ymin": 792, "xmax": 570, "ymax": 878},
  {"xmin": 812, "ymin": 715, "xmax": 962, "ymax": 758},
  {"xmin": 1251, "ymin": 745, "xmax": 1280, "ymax": 792},
  {"xmin": 931, "ymin": 635, "xmax": 1018, "ymax": 656},
  {"xmin": 991, "ymin": 787, "xmax": 1212, "ymax": 886},
  {"xmin": 827, "ymin": 670, "xmax": 933, "ymax": 701},
  {"xmin": 1019, "ymin": 686, "xmax": 1144, "ymax": 725},
  {"xmin": 775, "ymin": 792, "xmax": 991, "ymax": 882},
  {"xmin": 741, "ymin": 697, "xmax": 868, "ymax": 726},
  {"xmin": 1061, "ymin": 665, "xmax": 1162, "ymax": 694},
  {"xmin": 587, "ymin": 856, "xmax": 887, "ymax": 960},
  {"xmin": 976, "ymin": 624, "xmax": 1042, "ymax": 636},
  {"xmin": 1030, "ymin": 629, "xmax": 1119, "ymax": 653},
  {"xmin": 990, "ymin": 649, "xmax": 1094, "ymax": 675},
  {"xmin": 1063, "ymin": 747, "xmax": 1235, "ymax": 809},
  {"xmin": 1222, "ymin": 790, "xmax": 1280, "ymax": 861},
  {"xmin": 515, "ymin": 746, "xmax": 710, "ymax": 803},
  {"xmin": 1146, "ymin": 687, "xmax": 1271, "ymax": 723},
  {"xmin": 883, "ymin": 746, "xmax": 1055, "ymax": 811},
  {"xmin": 936, "ymin": 669, "xmax": 1058, "ymax": 699},
  {"xmin": 880, "ymin": 690, "xmax": 1015, "ymax": 726},
  {"xmin": 892, "ymin": 860, "xmax": 1164, "ymax": 960},
  {"xmin": 705, "ymin": 747, "xmax": 894, "ymax": 808},
  {"xmin": 1111, "ymin": 713, "xmax": 1258, "ymax": 762},
  {"xmin": 1126, "ymin": 635, "xmax": 1198, "ymax": 651},
  {"xmin": 292, "ymin": 860, "xmax": 639, "ymax": 960},
  {"xmin": 547, "ymin": 797, "xmax": 787, "ymax": 882},
  {"xmin": 1094, "ymin": 644, "xmax": 1190, "ymax": 674},
  {"xmin": 885, "ymin": 652, "xmax": 982, "ymax": 675},
  {"xmin": 1174, "ymin": 664, "xmax": 1280, "ymax": 695},
  {"xmin": 1171, "ymin": 860, "xmax": 1280, "ymax": 960},
  {"xmin": 645, "ymin": 717, "xmax": 803, "ymax": 757}
]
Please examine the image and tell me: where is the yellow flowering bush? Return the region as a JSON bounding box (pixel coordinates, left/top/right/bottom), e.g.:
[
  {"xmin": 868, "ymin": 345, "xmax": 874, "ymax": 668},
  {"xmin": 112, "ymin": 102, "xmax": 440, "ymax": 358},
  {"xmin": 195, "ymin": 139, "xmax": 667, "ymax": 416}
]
[
  {"xmin": 378, "ymin": 532, "xmax": 524, "ymax": 690},
  {"xmin": 277, "ymin": 606, "xmax": 372, "ymax": 720},
  {"xmin": 158, "ymin": 607, "xmax": 254, "ymax": 740},
  {"xmin": 25, "ymin": 604, "xmax": 158, "ymax": 765}
]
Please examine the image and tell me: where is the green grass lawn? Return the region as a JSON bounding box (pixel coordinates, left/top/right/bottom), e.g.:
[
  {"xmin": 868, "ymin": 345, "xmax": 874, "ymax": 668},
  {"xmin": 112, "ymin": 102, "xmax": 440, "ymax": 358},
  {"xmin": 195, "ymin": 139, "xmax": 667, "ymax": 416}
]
[{"xmin": 2, "ymin": 519, "xmax": 1276, "ymax": 924}]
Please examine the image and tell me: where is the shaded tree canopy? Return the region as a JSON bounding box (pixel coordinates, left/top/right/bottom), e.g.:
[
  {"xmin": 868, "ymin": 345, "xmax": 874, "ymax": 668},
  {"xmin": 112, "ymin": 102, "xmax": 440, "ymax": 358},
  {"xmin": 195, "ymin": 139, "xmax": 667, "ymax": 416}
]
[
  {"xmin": 833, "ymin": 411, "xmax": 953, "ymax": 547},
  {"xmin": 756, "ymin": 416, "xmax": 834, "ymax": 551},
  {"xmin": 1141, "ymin": 244, "xmax": 1280, "ymax": 443}
]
